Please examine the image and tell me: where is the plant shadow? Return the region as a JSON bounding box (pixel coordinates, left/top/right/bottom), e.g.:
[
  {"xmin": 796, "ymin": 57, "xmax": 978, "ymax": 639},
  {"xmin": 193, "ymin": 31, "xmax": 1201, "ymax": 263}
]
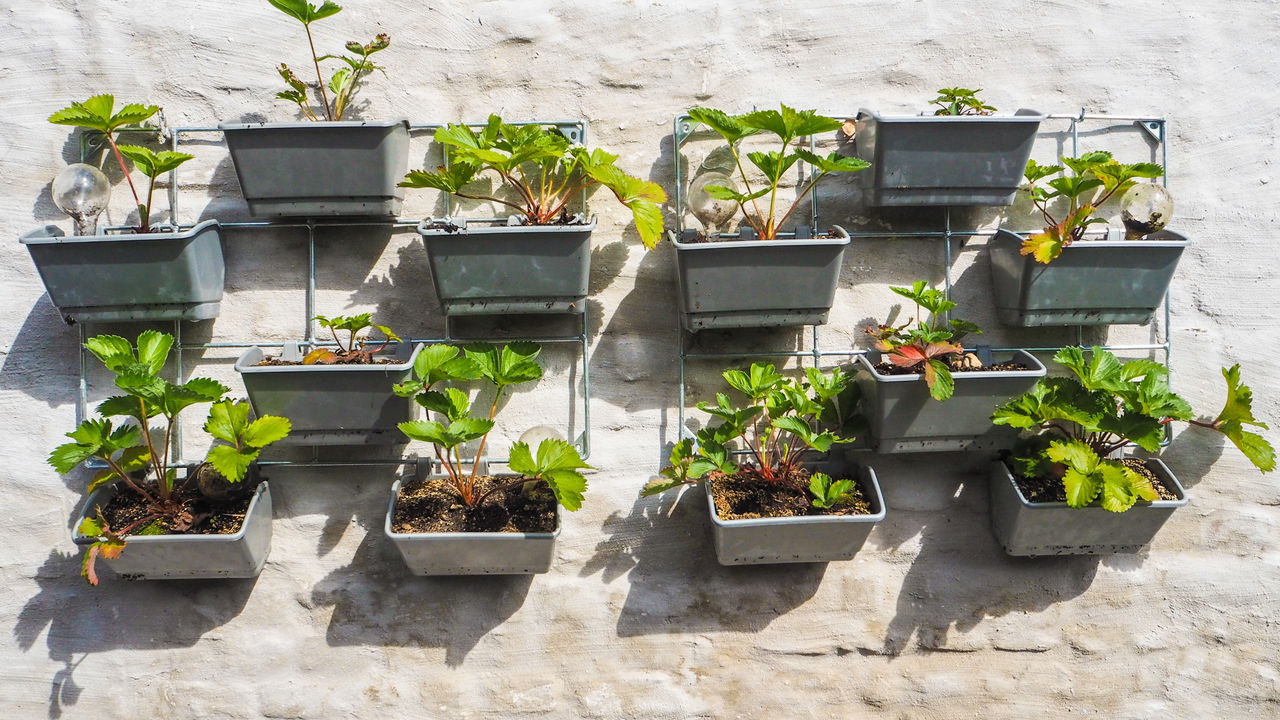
[{"xmin": 13, "ymin": 549, "xmax": 258, "ymax": 719}]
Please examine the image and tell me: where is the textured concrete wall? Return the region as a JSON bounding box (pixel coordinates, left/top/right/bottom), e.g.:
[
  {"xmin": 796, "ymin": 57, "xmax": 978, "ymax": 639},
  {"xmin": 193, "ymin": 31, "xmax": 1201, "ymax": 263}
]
[{"xmin": 3, "ymin": 1, "xmax": 1279, "ymax": 717}]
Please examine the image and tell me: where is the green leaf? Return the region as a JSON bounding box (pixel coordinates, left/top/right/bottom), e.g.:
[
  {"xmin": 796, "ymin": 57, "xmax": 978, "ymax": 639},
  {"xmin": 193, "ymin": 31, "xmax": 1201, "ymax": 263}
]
[
  {"xmin": 1061, "ymin": 151, "xmax": 1113, "ymax": 176},
  {"xmin": 722, "ymin": 362, "xmax": 783, "ymax": 400},
  {"xmin": 203, "ymin": 398, "xmax": 250, "ymax": 444},
  {"xmin": 641, "ymin": 476, "xmax": 688, "ymax": 497},
  {"xmin": 1048, "ymin": 438, "xmax": 1101, "ymax": 475},
  {"xmin": 416, "ymin": 388, "xmax": 473, "ymax": 421},
  {"xmin": 134, "ymin": 330, "xmax": 173, "ymax": 375},
  {"xmin": 1062, "ymin": 466, "xmax": 1103, "ymax": 508},
  {"xmin": 509, "ymin": 439, "xmax": 592, "ymax": 511},
  {"xmin": 84, "ymin": 334, "xmax": 137, "ymax": 371},
  {"xmin": 268, "ymin": 0, "xmax": 342, "ymax": 24},
  {"xmin": 737, "ymin": 104, "xmax": 842, "ymax": 144},
  {"xmin": 49, "ymin": 442, "xmax": 99, "ymax": 475},
  {"xmin": 703, "ymin": 184, "xmax": 770, "ymax": 203},
  {"xmin": 747, "ymin": 150, "xmax": 802, "ymax": 184},
  {"xmin": 465, "ymin": 342, "xmax": 543, "ymax": 389},
  {"xmin": 687, "ymin": 107, "xmax": 759, "ymax": 145},
  {"xmin": 585, "ymin": 164, "xmax": 668, "ymax": 250},
  {"xmin": 207, "ymin": 445, "xmax": 256, "ymax": 483},
  {"xmin": 1096, "ymin": 462, "xmax": 1141, "ymax": 512},
  {"xmin": 49, "ymin": 95, "xmax": 159, "ymax": 134},
  {"xmin": 243, "ymin": 416, "xmax": 291, "ymax": 448},
  {"xmin": 793, "ymin": 148, "xmax": 871, "ymax": 174},
  {"xmin": 925, "ymin": 359, "xmax": 954, "ymax": 402},
  {"xmin": 1024, "ymin": 159, "xmax": 1063, "ymax": 183},
  {"xmin": 1055, "ymin": 346, "xmax": 1123, "ymax": 392},
  {"xmin": 1098, "ymin": 413, "xmax": 1165, "ymax": 452},
  {"xmin": 117, "ymin": 145, "xmax": 195, "ymax": 179}
]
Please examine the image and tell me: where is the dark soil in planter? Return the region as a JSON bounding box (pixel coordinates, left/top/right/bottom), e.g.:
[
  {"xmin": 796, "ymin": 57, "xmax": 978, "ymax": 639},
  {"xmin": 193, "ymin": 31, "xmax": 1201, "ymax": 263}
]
[
  {"xmin": 253, "ymin": 355, "xmax": 397, "ymax": 366},
  {"xmin": 1009, "ymin": 458, "xmax": 1178, "ymax": 503},
  {"xmin": 98, "ymin": 478, "xmax": 258, "ymax": 536},
  {"xmin": 393, "ymin": 476, "xmax": 557, "ymax": 533},
  {"xmin": 683, "ymin": 230, "xmax": 843, "ymax": 244},
  {"xmin": 710, "ymin": 468, "xmax": 873, "ymax": 520},
  {"xmin": 873, "ymin": 357, "xmax": 1031, "ymax": 376}
]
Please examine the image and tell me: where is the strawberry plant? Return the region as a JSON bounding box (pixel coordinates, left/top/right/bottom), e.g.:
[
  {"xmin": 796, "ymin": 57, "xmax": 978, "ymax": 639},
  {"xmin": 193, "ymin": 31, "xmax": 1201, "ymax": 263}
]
[
  {"xmin": 268, "ymin": 0, "xmax": 390, "ymax": 121},
  {"xmin": 642, "ymin": 363, "xmax": 860, "ymax": 508},
  {"xmin": 48, "ymin": 95, "xmax": 193, "ymax": 233},
  {"xmin": 305, "ymin": 313, "xmax": 400, "ymax": 364},
  {"xmin": 931, "ymin": 87, "xmax": 996, "ymax": 116},
  {"xmin": 49, "ymin": 331, "xmax": 291, "ymax": 584},
  {"xmin": 1021, "ymin": 151, "xmax": 1164, "ymax": 263},
  {"xmin": 394, "ymin": 343, "xmax": 592, "ymax": 512},
  {"xmin": 400, "ymin": 115, "xmax": 667, "ymax": 249},
  {"xmin": 865, "ymin": 281, "xmax": 984, "ymax": 401},
  {"xmin": 993, "ymin": 347, "xmax": 1274, "ymax": 512},
  {"xmin": 685, "ymin": 104, "xmax": 870, "ymax": 241}
]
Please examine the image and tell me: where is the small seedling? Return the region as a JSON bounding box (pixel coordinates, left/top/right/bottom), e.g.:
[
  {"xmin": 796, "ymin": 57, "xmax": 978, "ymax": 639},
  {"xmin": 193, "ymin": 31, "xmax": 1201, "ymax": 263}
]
[
  {"xmin": 686, "ymin": 104, "xmax": 870, "ymax": 240},
  {"xmin": 49, "ymin": 95, "xmax": 192, "ymax": 233},
  {"xmin": 1021, "ymin": 151, "xmax": 1164, "ymax": 263},
  {"xmin": 268, "ymin": 0, "xmax": 390, "ymax": 121},
  {"xmin": 993, "ymin": 347, "xmax": 1273, "ymax": 512},
  {"xmin": 306, "ymin": 313, "xmax": 400, "ymax": 364},
  {"xmin": 400, "ymin": 115, "xmax": 666, "ymax": 249},
  {"xmin": 865, "ymin": 281, "xmax": 983, "ymax": 401},
  {"xmin": 931, "ymin": 87, "xmax": 996, "ymax": 116}
]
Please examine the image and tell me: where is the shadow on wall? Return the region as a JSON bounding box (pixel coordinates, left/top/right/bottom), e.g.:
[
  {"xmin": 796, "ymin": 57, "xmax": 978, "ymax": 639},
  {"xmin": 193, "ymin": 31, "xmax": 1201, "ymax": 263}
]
[
  {"xmin": 582, "ymin": 486, "xmax": 828, "ymax": 637},
  {"xmin": 870, "ymin": 460, "xmax": 1104, "ymax": 655},
  {"xmin": 306, "ymin": 471, "xmax": 533, "ymax": 667},
  {"xmin": 0, "ymin": 298, "xmax": 81, "ymax": 409},
  {"xmin": 13, "ymin": 550, "xmax": 258, "ymax": 719}
]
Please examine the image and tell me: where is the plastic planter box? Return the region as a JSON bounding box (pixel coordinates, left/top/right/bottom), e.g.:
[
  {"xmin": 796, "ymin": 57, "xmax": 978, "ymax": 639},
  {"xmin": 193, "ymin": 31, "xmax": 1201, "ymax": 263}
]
[
  {"xmin": 855, "ymin": 349, "xmax": 1047, "ymax": 453},
  {"xmin": 386, "ymin": 460, "xmax": 559, "ymax": 575},
  {"xmin": 72, "ymin": 480, "xmax": 272, "ymax": 580},
  {"xmin": 989, "ymin": 228, "xmax": 1189, "ymax": 326},
  {"xmin": 417, "ymin": 217, "xmax": 595, "ymax": 316},
  {"xmin": 20, "ymin": 219, "xmax": 225, "ymax": 323},
  {"xmin": 220, "ymin": 120, "xmax": 411, "ymax": 217},
  {"xmin": 854, "ymin": 109, "xmax": 1045, "ymax": 206},
  {"xmin": 673, "ymin": 226, "xmax": 851, "ymax": 331},
  {"xmin": 234, "ymin": 341, "xmax": 421, "ymax": 445},
  {"xmin": 989, "ymin": 456, "xmax": 1189, "ymax": 556},
  {"xmin": 706, "ymin": 462, "xmax": 884, "ymax": 565}
]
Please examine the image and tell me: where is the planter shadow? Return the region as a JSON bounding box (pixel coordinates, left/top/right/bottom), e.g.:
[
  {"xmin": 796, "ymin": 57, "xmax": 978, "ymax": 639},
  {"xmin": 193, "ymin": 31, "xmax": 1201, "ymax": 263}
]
[{"xmin": 582, "ymin": 485, "xmax": 829, "ymax": 638}]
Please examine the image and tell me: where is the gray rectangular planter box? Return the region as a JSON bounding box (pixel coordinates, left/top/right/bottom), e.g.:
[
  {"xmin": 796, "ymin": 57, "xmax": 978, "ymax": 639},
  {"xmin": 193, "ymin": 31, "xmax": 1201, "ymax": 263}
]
[
  {"xmin": 235, "ymin": 341, "xmax": 421, "ymax": 445},
  {"xmin": 854, "ymin": 109, "xmax": 1044, "ymax": 206},
  {"xmin": 386, "ymin": 460, "xmax": 559, "ymax": 575},
  {"xmin": 20, "ymin": 219, "xmax": 225, "ymax": 323},
  {"xmin": 989, "ymin": 457, "xmax": 1189, "ymax": 556},
  {"xmin": 673, "ymin": 226, "xmax": 850, "ymax": 331},
  {"xmin": 72, "ymin": 480, "xmax": 272, "ymax": 580},
  {"xmin": 989, "ymin": 228, "xmax": 1188, "ymax": 326},
  {"xmin": 417, "ymin": 217, "xmax": 595, "ymax": 316},
  {"xmin": 220, "ymin": 120, "xmax": 410, "ymax": 218},
  {"xmin": 706, "ymin": 462, "xmax": 884, "ymax": 565},
  {"xmin": 855, "ymin": 349, "xmax": 1047, "ymax": 453}
]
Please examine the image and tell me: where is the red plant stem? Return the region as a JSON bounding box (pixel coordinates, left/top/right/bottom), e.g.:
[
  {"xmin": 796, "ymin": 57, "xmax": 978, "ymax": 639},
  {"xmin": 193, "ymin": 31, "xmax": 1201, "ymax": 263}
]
[
  {"xmin": 542, "ymin": 180, "xmax": 590, "ymax": 220},
  {"xmin": 728, "ymin": 148, "xmax": 767, "ymax": 237},
  {"xmin": 468, "ymin": 389, "xmax": 505, "ymax": 486},
  {"xmin": 454, "ymin": 191, "xmax": 530, "ymax": 216},
  {"xmin": 771, "ymin": 172, "xmax": 828, "ymax": 239},
  {"xmin": 104, "ymin": 136, "xmax": 146, "ymax": 232},
  {"xmin": 115, "ymin": 511, "xmax": 166, "ymax": 538},
  {"xmin": 103, "ymin": 457, "xmax": 161, "ymax": 507}
]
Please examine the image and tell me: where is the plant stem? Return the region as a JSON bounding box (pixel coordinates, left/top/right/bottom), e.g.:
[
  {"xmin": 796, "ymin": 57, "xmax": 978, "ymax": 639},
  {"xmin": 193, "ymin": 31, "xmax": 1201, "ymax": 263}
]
[
  {"xmin": 728, "ymin": 145, "xmax": 767, "ymax": 237},
  {"xmin": 468, "ymin": 388, "xmax": 505, "ymax": 484},
  {"xmin": 455, "ymin": 191, "xmax": 531, "ymax": 216},
  {"xmin": 303, "ymin": 22, "xmax": 334, "ymax": 121},
  {"xmin": 771, "ymin": 172, "xmax": 827, "ymax": 238},
  {"xmin": 104, "ymin": 136, "xmax": 146, "ymax": 232},
  {"xmin": 473, "ymin": 476, "xmax": 540, "ymax": 508}
]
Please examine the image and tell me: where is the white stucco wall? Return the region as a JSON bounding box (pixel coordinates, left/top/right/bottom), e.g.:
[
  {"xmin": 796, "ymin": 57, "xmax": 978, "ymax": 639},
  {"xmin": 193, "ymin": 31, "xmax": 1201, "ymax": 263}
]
[{"xmin": 3, "ymin": 1, "xmax": 1279, "ymax": 717}]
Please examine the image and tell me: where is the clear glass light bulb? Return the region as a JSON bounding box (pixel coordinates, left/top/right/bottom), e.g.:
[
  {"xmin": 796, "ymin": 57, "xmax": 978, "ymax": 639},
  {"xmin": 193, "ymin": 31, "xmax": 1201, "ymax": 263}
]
[
  {"xmin": 1121, "ymin": 182, "xmax": 1174, "ymax": 240},
  {"xmin": 688, "ymin": 171, "xmax": 738, "ymax": 236},
  {"xmin": 52, "ymin": 163, "xmax": 111, "ymax": 236},
  {"xmin": 519, "ymin": 425, "xmax": 564, "ymax": 448}
]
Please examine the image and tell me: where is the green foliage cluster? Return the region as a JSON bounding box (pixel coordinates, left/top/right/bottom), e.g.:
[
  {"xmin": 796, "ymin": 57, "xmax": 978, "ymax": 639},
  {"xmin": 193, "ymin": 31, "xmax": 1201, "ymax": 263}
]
[
  {"xmin": 643, "ymin": 362, "xmax": 861, "ymax": 509},
  {"xmin": 49, "ymin": 331, "xmax": 291, "ymax": 584},
  {"xmin": 930, "ymin": 87, "xmax": 996, "ymax": 116},
  {"xmin": 686, "ymin": 104, "xmax": 870, "ymax": 241},
  {"xmin": 1021, "ymin": 151, "xmax": 1164, "ymax": 264},
  {"xmin": 400, "ymin": 115, "xmax": 667, "ymax": 248},
  {"xmin": 306, "ymin": 313, "xmax": 400, "ymax": 364},
  {"xmin": 394, "ymin": 342, "xmax": 592, "ymax": 511},
  {"xmin": 993, "ymin": 347, "xmax": 1274, "ymax": 512},
  {"xmin": 267, "ymin": 0, "xmax": 390, "ymax": 121},
  {"xmin": 865, "ymin": 281, "xmax": 983, "ymax": 401},
  {"xmin": 49, "ymin": 95, "xmax": 192, "ymax": 233}
]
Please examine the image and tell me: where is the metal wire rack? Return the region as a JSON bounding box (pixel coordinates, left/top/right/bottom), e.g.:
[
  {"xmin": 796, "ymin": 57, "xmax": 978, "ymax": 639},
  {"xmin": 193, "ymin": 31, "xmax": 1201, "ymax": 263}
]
[
  {"xmin": 671, "ymin": 109, "xmax": 1173, "ymax": 442},
  {"xmin": 73, "ymin": 119, "xmax": 593, "ymax": 468}
]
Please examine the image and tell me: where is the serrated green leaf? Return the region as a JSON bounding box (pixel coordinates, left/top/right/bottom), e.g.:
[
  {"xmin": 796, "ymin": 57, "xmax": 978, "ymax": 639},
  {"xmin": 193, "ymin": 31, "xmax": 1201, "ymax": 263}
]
[
  {"xmin": 207, "ymin": 445, "xmax": 255, "ymax": 483},
  {"xmin": 1062, "ymin": 466, "xmax": 1103, "ymax": 508},
  {"xmin": 687, "ymin": 107, "xmax": 759, "ymax": 145},
  {"xmin": 243, "ymin": 416, "xmax": 291, "ymax": 448}
]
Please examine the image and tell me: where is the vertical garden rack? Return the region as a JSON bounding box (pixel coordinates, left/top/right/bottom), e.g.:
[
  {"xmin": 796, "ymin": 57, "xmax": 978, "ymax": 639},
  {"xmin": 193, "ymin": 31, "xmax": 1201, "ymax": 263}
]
[
  {"xmin": 671, "ymin": 110, "xmax": 1173, "ymax": 442},
  {"xmin": 72, "ymin": 119, "xmax": 594, "ymax": 469}
]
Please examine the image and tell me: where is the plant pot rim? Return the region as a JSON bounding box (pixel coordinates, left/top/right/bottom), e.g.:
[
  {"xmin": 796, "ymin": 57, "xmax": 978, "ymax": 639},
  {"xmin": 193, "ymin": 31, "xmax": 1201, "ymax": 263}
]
[
  {"xmin": 20, "ymin": 218, "xmax": 221, "ymax": 246},
  {"xmin": 703, "ymin": 466, "xmax": 886, "ymax": 527},
  {"xmin": 856, "ymin": 348, "xmax": 1048, "ymax": 382},
  {"xmin": 669, "ymin": 224, "xmax": 850, "ymax": 251},
  {"xmin": 994, "ymin": 456, "xmax": 1190, "ymax": 509},
  {"xmin": 72, "ymin": 480, "xmax": 269, "ymax": 546},
  {"xmin": 416, "ymin": 216, "xmax": 598, "ymax": 236},
  {"xmin": 857, "ymin": 108, "xmax": 1045, "ymax": 123},
  {"xmin": 234, "ymin": 342, "xmax": 421, "ymax": 374},
  {"xmin": 384, "ymin": 475, "xmax": 562, "ymax": 539},
  {"xmin": 218, "ymin": 119, "xmax": 411, "ymax": 131},
  {"xmin": 992, "ymin": 227, "xmax": 1189, "ymax": 249}
]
